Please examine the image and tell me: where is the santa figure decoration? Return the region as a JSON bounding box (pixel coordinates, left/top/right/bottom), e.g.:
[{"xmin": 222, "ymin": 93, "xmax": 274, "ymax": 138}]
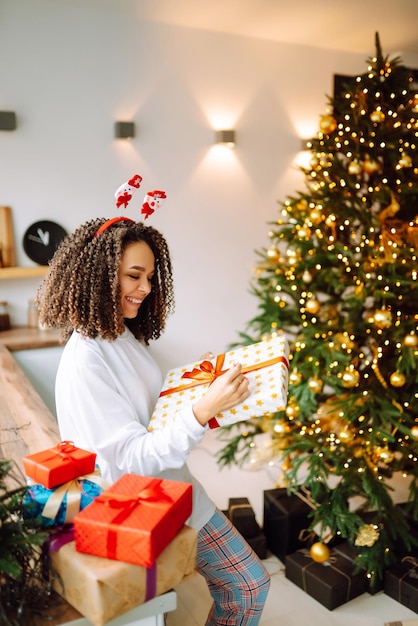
[
  {"xmin": 114, "ymin": 174, "xmax": 143, "ymax": 209},
  {"xmin": 141, "ymin": 190, "xmax": 167, "ymax": 220}
]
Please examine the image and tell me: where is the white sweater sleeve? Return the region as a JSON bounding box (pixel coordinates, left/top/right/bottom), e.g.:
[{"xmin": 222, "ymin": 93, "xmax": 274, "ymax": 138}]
[{"xmin": 56, "ymin": 336, "xmax": 208, "ymax": 482}]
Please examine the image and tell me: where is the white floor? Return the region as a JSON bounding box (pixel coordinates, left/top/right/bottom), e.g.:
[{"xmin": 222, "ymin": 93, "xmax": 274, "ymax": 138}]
[{"xmin": 166, "ymin": 429, "xmax": 417, "ymax": 626}]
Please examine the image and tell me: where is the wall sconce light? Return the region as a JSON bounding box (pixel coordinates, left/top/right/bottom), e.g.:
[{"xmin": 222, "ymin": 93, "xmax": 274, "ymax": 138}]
[
  {"xmin": 114, "ymin": 121, "xmax": 135, "ymax": 140},
  {"xmin": 0, "ymin": 111, "xmax": 16, "ymax": 131},
  {"xmin": 215, "ymin": 129, "xmax": 236, "ymax": 148}
]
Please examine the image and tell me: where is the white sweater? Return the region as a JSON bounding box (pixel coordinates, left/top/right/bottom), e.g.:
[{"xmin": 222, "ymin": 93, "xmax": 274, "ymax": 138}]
[{"xmin": 55, "ymin": 328, "xmax": 216, "ymax": 530}]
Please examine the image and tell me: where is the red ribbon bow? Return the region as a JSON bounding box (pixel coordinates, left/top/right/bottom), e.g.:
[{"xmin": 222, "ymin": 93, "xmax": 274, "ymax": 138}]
[
  {"xmin": 94, "ymin": 479, "xmax": 173, "ymax": 559},
  {"xmin": 181, "ymin": 354, "xmax": 227, "ymax": 384}
]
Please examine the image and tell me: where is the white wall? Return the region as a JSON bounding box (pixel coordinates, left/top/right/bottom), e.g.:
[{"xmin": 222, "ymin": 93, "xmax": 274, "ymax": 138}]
[{"xmin": 2, "ymin": 1, "xmax": 416, "ymax": 374}]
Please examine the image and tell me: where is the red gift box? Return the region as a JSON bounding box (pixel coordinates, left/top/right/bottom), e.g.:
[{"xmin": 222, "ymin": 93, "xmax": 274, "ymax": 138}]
[
  {"xmin": 74, "ymin": 474, "xmax": 193, "ymax": 567},
  {"xmin": 22, "ymin": 441, "xmax": 96, "ymax": 489}
]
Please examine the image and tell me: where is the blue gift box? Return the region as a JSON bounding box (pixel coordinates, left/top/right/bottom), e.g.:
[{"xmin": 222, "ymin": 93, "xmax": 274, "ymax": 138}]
[{"xmin": 24, "ymin": 475, "xmax": 106, "ymax": 527}]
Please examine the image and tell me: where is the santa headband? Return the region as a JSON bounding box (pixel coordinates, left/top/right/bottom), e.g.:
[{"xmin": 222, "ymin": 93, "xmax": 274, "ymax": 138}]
[{"xmin": 94, "ymin": 174, "xmax": 167, "ymax": 237}]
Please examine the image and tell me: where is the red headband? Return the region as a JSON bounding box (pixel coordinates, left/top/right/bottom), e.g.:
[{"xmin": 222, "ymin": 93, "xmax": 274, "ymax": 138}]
[{"xmin": 94, "ymin": 216, "xmax": 134, "ymax": 238}]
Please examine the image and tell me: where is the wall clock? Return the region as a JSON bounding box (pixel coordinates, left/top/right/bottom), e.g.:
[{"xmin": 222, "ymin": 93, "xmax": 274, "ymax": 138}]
[{"xmin": 23, "ymin": 220, "xmax": 68, "ymax": 265}]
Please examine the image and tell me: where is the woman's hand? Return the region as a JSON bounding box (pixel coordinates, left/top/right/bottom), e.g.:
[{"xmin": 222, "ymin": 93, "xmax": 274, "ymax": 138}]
[{"xmin": 192, "ymin": 362, "xmax": 250, "ymax": 426}]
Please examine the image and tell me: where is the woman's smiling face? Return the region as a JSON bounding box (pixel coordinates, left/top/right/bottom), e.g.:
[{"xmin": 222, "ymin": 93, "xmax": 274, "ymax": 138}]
[{"xmin": 119, "ymin": 241, "xmax": 155, "ymax": 318}]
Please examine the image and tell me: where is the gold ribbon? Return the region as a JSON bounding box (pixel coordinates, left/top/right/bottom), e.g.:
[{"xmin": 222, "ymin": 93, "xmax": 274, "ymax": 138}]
[
  {"xmin": 29, "ymin": 469, "xmax": 109, "ymax": 524},
  {"xmin": 298, "ymin": 528, "xmax": 317, "ymax": 544},
  {"xmin": 398, "ymin": 556, "xmax": 418, "ymax": 601},
  {"xmin": 159, "ymin": 352, "xmax": 289, "ymax": 398},
  {"xmin": 295, "ymin": 486, "xmax": 316, "ymax": 510}
]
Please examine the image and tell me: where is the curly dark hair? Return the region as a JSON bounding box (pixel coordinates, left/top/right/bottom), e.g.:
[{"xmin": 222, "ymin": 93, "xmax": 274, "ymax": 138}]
[{"xmin": 35, "ymin": 218, "xmax": 175, "ymax": 343}]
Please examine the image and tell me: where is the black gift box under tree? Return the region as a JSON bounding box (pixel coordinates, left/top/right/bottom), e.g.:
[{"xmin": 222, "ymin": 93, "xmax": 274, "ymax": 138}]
[
  {"xmin": 332, "ymin": 540, "xmax": 383, "ymax": 595},
  {"xmin": 228, "ymin": 498, "xmax": 262, "ymax": 538},
  {"xmin": 285, "ymin": 549, "xmax": 366, "ymax": 610},
  {"xmin": 263, "ymin": 488, "xmax": 312, "ymax": 561},
  {"xmin": 224, "ymin": 497, "xmax": 268, "ymax": 560},
  {"xmin": 384, "ymin": 557, "xmax": 418, "ymax": 614}
]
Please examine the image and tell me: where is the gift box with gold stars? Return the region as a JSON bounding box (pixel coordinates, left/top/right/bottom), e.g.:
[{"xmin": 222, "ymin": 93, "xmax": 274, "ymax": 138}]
[{"xmin": 148, "ymin": 334, "xmax": 290, "ymax": 430}]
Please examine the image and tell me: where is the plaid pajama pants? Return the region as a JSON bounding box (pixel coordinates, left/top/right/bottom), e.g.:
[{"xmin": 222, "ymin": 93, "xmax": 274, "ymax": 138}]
[{"xmin": 196, "ymin": 508, "xmax": 271, "ymax": 625}]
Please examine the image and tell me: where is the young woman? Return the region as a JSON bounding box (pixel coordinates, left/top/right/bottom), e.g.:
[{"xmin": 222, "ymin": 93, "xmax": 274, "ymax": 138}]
[{"xmin": 36, "ymin": 216, "xmax": 270, "ymax": 625}]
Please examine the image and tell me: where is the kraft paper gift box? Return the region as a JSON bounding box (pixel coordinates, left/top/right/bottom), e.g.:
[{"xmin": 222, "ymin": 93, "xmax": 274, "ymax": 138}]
[
  {"xmin": 149, "ymin": 335, "xmax": 290, "ymax": 430},
  {"xmin": 74, "ymin": 473, "xmax": 193, "ymax": 567},
  {"xmin": 384, "ymin": 556, "xmax": 418, "ymax": 613},
  {"xmin": 285, "ymin": 548, "xmax": 366, "ymax": 610},
  {"xmin": 50, "ymin": 525, "xmax": 197, "ymax": 626},
  {"xmin": 22, "ymin": 441, "xmax": 96, "ymax": 489},
  {"xmin": 263, "ymin": 488, "xmax": 313, "ymax": 562},
  {"xmin": 24, "ymin": 472, "xmax": 109, "ymax": 527}
]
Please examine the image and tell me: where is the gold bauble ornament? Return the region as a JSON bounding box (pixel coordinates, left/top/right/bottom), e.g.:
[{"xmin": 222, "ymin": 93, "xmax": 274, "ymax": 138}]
[
  {"xmin": 319, "ymin": 114, "xmax": 337, "ymax": 134},
  {"xmin": 285, "ymin": 402, "xmax": 300, "ymax": 419},
  {"xmin": 341, "ymin": 368, "xmax": 360, "ymax": 388},
  {"xmin": 334, "ymin": 333, "xmax": 355, "ymax": 351},
  {"xmin": 363, "ymin": 157, "xmax": 381, "ymax": 174},
  {"xmin": 308, "ymin": 377, "xmax": 323, "ymax": 394},
  {"xmin": 305, "ymin": 298, "xmax": 321, "ymax": 315},
  {"xmin": 354, "ymin": 283, "xmax": 365, "ymax": 299},
  {"xmin": 378, "ymin": 448, "xmax": 394, "ymax": 464},
  {"xmin": 348, "ymin": 160, "xmax": 362, "ymax": 175},
  {"xmin": 390, "ymin": 371, "xmax": 406, "ymax": 387},
  {"xmin": 302, "ymin": 270, "xmax": 313, "ymax": 284},
  {"xmin": 296, "ymin": 199, "xmax": 308, "ymax": 211},
  {"xmin": 338, "ymin": 428, "xmax": 354, "ymax": 443},
  {"xmin": 297, "ymin": 226, "xmax": 312, "ymax": 239},
  {"xmin": 273, "ymin": 420, "xmax": 290, "ymax": 436},
  {"xmin": 410, "ymin": 425, "xmax": 418, "ymax": 439},
  {"xmin": 310, "ymin": 542, "xmax": 330, "ymax": 563},
  {"xmin": 370, "ymin": 109, "xmax": 385, "ymax": 123},
  {"xmin": 267, "ymin": 246, "xmax": 280, "ymax": 260},
  {"xmin": 286, "ymin": 247, "xmax": 298, "ymax": 261},
  {"xmin": 398, "ymin": 154, "xmax": 412, "ymax": 168},
  {"xmin": 289, "ymin": 369, "xmax": 302, "ymax": 385},
  {"xmin": 404, "ymin": 333, "xmax": 418, "ymax": 347},
  {"xmin": 373, "ymin": 308, "xmax": 392, "ymax": 329},
  {"xmin": 309, "ymin": 208, "xmax": 323, "ymax": 225},
  {"xmin": 353, "ymin": 445, "xmax": 365, "ymax": 459}
]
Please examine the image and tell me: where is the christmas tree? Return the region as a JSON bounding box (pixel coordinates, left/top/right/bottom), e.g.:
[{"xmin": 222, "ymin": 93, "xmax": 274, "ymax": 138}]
[{"xmin": 217, "ymin": 34, "xmax": 418, "ymax": 583}]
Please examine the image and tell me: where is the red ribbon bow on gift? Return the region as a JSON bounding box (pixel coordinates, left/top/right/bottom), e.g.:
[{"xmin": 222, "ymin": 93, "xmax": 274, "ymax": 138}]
[
  {"xmin": 94, "ymin": 479, "xmax": 173, "ymax": 560},
  {"xmin": 160, "ymin": 352, "xmax": 288, "ymax": 399},
  {"xmin": 57, "ymin": 440, "xmax": 77, "ymax": 454},
  {"xmin": 34, "ymin": 441, "xmax": 79, "ymax": 467},
  {"xmin": 181, "ymin": 354, "xmax": 228, "ymax": 384}
]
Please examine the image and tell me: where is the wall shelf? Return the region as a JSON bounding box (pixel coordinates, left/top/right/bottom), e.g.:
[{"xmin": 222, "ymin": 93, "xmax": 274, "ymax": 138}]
[
  {"xmin": 0, "ymin": 266, "xmax": 48, "ymax": 279},
  {"xmin": 0, "ymin": 326, "xmax": 62, "ymax": 350}
]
